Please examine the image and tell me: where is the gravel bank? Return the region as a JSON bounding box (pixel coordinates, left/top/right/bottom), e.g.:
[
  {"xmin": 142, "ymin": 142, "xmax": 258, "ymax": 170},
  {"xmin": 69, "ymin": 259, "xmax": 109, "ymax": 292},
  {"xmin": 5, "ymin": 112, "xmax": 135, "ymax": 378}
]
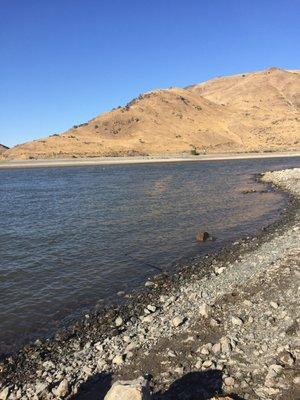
[{"xmin": 0, "ymin": 168, "xmax": 299, "ymax": 400}]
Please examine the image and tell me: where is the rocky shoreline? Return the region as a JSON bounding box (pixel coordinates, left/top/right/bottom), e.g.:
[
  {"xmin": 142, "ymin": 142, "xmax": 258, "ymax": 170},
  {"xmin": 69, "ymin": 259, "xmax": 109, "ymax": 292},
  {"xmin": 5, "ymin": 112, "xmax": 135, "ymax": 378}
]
[{"xmin": 0, "ymin": 168, "xmax": 299, "ymax": 400}]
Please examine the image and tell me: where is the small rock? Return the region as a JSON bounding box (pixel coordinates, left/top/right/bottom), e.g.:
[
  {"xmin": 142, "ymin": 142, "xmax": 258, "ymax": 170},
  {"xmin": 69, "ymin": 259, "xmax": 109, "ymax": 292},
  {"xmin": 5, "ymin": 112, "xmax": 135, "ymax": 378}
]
[
  {"xmin": 83, "ymin": 366, "xmax": 93, "ymax": 375},
  {"xmin": 224, "ymin": 376, "xmax": 235, "ymax": 386},
  {"xmin": 293, "ymin": 375, "xmax": 300, "ymax": 384},
  {"xmin": 199, "ymin": 303, "xmax": 210, "ymax": 318},
  {"xmin": 174, "ymin": 366, "xmax": 184, "ymax": 374},
  {"xmin": 200, "ymin": 347, "xmax": 210, "ymax": 355},
  {"xmin": 145, "ymin": 281, "xmax": 155, "ymax": 288},
  {"xmin": 113, "ymin": 354, "xmax": 125, "ymax": 365},
  {"xmin": 220, "ymin": 338, "xmax": 232, "ymax": 353},
  {"xmin": 270, "ymin": 301, "xmax": 279, "ymax": 309},
  {"xmin": 280, "ymin": 351, "xmax": 295, "ymax": 366},
  {"xmin": 231, "ymin": 316, "xmax": 244, "ymax": 326},
  {"xmin": 172, "ymin": 316, "xmax": 185, "ymax": 327},
  {"xmin": 104, "ymin": 377, "xmax": 151, "ymax": 400},
  {"xmin": 115, "ymin": 317, "xmax": 123, "ymax": 327},
  {"xmin": 267, "ymin": 364, "xmax": 283, "ymax": 379},
  {"xmin": 264, "ymin": 387, "xmax": 280, "ymax": 395},
  {"xmin": 210, "ymin": 318, "xmax": 220, "ymax": 327},
  {"xmin": 202, "ymin": 360, "xmax": 213, "ymax": 368},
  {"xmin": 52, "ymin": 379, "xmax": 69, "ymax": 398},
  {"xmin": 147, "ymin": 305, "xmax": 156, "ymax": 313},
  {"xmin": 215, "ymin": 267, "xmax": 225, "ymax": 275},
  {"xmin": 0, "ymin": 387, "xmax": 9, "ymax": 400},
  {"xmin": 35, "ymin": 382, "xmax": 48, "ymax": 395},
  {"xmin": 142, "ymin": 315, "xmax": 154, "ymax": 323},
  {"xmin": 212, "ymin": 343, "xmax": 221, "ymax": 354}
]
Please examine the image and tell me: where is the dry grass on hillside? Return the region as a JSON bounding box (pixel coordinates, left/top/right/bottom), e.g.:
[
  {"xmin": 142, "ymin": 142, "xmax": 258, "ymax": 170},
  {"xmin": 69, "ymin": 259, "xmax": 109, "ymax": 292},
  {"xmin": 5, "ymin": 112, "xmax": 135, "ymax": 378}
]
[{"xmin": 2, "ymin": 67, "xmax": 300, "ymax": 160}]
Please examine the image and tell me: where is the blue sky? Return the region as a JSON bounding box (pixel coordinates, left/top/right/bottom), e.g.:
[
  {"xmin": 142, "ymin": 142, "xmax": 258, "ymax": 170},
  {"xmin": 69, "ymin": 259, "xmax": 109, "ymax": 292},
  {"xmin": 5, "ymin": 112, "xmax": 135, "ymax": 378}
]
[{"xmin": 1, "ymin": 0, "xmax": 299, "ymax": 147}]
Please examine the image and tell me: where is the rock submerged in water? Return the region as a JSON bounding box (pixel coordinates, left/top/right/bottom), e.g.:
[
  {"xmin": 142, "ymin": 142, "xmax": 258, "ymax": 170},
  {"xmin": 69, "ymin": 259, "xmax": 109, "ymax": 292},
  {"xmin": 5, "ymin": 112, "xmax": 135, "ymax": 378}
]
[
  {"xmin": 196, "ymin": 231, "xmax": 216, "ymax": 242},
  {"xmin": 104, "ymin": 377, "xmax": 151, "ymax": 400}
]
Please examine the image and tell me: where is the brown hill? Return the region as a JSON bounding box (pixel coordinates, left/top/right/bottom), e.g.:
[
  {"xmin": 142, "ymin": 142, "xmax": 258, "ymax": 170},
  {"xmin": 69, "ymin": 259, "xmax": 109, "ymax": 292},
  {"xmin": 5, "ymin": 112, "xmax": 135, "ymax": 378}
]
[
  {"xmin": 0, "ymin": 144, "xmax": 9, "ymax": 155},
  {"xmin": 2, "ymin": 67, "xmax": 300, "ymax": 160}
]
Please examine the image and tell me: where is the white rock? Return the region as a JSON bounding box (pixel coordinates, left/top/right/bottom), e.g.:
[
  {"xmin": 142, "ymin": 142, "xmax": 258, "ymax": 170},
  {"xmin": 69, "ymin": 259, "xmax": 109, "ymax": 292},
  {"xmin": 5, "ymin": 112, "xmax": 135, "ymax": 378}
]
[
  {"xmin": 220, "ymin": 338, "xmax": 232, "ymax": 353},
  {"xmin": 224, "ymin": 376, "xmax": 235, "ymax": 386},
  {"xmin": 199, "ymin": 303, "xmax": 210, "ymax": 318},
  {"xmin": 293, "ymin": 376, "xmax": 300, "ymax": 384},
  {"xmin": 0, "ymin": 387, "xmax": 9, "ymax": 400},
  {"xmin": 112, "ymin": 355, "xmax": 125, "ymax": 365},
  {"xmin": 142, "ymin": 315, "xmax": 154, "ymax": 323},
  {"xmin": 145, "ymin": 281, "xmax": 155, "ymax": 287},
  {"xmin": 202, "ymin": 360, "xmax": 213, "ymax": 368},
  {"xmin": 104, "ymin": 377, "xmax": 151, "ymax": 400},
  {"xmin": 174, "ymin": 366, "xmax": 184, "ymax": 374},
  {"xmin": 83, "ymin": 366, "xmax": 93, "ymax": 375},
  {"xmin": 52, "ymin": 379, "xmax": 69, "ymax": 398},
  {"xmin": 115, "ymin": 317, "xmax": 123, "ymax": 327},
  {"xmin": 268, "ymin": 364, "xmax": 283, "ymax": 375},
  {"xmin": 270, "ymin": 301, "xmax": 279, "ymax": 309},
  {"xmin": 200, "ymin": 347, "xmax": 210, "ymax": 355},
  {"xmin": 231, "ymin": 316, "xmax": 244, "ymax": 326},
  {"xmin": 172, "ymin": 316, "xmax": 185, "ymax": 327},
  {"xmin": 35, "ymin": 382, "xmax": 48, "ymax": 395},
  {"xmin": 147, "ymin": 305, "xmax": 156, "ymax": 313},
  {"xmin": 212, "ymin": 343, "xmax": 221, "ymax": 354}
]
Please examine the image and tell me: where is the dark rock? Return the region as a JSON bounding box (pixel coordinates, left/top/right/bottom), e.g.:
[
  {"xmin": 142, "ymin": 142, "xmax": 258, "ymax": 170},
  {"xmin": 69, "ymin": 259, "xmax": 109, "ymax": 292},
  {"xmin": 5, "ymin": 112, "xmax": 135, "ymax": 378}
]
[{"xmin": 196, "ymin": 232, "xmax": 215, "ymax": 242}]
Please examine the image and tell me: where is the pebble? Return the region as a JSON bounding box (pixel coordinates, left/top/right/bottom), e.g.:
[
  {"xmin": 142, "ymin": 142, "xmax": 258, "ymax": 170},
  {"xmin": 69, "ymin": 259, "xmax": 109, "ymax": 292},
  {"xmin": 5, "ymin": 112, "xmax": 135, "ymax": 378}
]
[
  {"xmin": 142, "ymin": 314, "xmax": 154, "ymax": 323},
  {"xmin": 112, "ymin": 355, "xmax": 125, "ymax": 365},
  {"xmin": 231, "ymin": 316, "xmax": 244, "ymax": 326},
  {"xmin": 212, "ymin": 342, "xmax": 221, "ymax": 354},
  {"xmin": 172, "ymin": 316, "xmax": 185, "ymax": 327},
  {"xmin": 199, "ymin": 303, "xmax": 210, "ymax": 318},
  {"xmin": 270, "ymin": 301, "xmax": 279, "ymax": 309},
  {"xmin": 293, "ymin": 376, "xmax": 300, "ymax": 384},
  {"xmin": 145, "ymin": 281, "xmax": 155, "ymax": 287},
  {"xmin": 224, "ymin": 376, "xmax": 235, "ymax": 386},
  {"xmin": 115, "ymin": 316, "xmax": 123, "ymax": 327},
  {"xmin": 202, "ymin": 360, "xmax": 213, "ymax": 368},
  {"xmin": 147, "ymin": 304, "xmax": 156, "ymax": 313},
  {"xmin": 0, "ymin": 387, "xmax": 9, "ymax": 400},
  {"xmin": 52, "ymin": 379, "xmax": 69, "ymax": 398},
  {"xmin": 35, "ymin": 382, "xmax": 48, "ymax": 395}
]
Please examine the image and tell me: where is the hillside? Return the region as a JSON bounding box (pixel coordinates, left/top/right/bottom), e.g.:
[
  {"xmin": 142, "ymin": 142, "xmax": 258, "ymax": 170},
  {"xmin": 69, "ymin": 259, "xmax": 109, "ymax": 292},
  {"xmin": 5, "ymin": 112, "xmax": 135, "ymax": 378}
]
[
  {"xmin": 2, "ymin": 67, "xmax": 300, "ymax": 160},
  {"xmin": 0, "ymin": 144, "xmax": 9, "ymax": 155}
]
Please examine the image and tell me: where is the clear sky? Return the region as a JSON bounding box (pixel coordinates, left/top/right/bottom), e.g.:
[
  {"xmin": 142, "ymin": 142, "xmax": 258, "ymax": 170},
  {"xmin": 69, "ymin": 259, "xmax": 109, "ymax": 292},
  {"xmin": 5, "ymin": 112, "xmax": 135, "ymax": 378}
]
[{"xmin": 1, "ymin": 0, "xmax": 299, "ymax": 147}]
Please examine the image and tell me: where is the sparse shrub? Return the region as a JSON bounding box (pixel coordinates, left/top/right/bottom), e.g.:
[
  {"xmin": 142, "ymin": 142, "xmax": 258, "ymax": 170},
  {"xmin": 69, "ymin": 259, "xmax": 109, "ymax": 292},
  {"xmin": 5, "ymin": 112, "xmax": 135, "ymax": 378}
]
[{"xmin": 190, "ymin": 148, "xmax": 199, "ymax": 155}]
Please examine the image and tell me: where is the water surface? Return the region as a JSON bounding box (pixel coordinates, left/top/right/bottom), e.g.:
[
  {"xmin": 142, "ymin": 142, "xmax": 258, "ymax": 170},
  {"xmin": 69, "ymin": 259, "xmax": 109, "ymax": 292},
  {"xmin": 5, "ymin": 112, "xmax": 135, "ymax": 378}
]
[{"xmin": 0, "ymin": 157, "xmax": 299, "ymax": 352}]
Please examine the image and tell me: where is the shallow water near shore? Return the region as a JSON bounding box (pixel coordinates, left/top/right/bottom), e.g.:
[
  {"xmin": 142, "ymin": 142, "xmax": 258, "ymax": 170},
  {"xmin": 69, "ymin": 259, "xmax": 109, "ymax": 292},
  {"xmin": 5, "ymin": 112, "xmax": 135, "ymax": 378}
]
[{"xmin": 0, "ymin": 157, "xmax": 299, "ymax": 353}]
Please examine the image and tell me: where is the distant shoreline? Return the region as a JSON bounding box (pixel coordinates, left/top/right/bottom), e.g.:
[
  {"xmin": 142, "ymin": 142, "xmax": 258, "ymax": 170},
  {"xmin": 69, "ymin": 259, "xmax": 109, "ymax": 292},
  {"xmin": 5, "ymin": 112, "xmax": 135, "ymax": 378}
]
[{"xmin": 0, "ymin": 151, "xmax": 300, "ymax": 169}]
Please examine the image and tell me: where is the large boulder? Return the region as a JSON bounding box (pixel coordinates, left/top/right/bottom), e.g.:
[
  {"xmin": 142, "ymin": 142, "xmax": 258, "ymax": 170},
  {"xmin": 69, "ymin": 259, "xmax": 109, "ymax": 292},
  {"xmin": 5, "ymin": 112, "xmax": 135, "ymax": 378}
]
[{"xmin": 104, "ymin": 377, "xmax": 151, "ymax": 400}]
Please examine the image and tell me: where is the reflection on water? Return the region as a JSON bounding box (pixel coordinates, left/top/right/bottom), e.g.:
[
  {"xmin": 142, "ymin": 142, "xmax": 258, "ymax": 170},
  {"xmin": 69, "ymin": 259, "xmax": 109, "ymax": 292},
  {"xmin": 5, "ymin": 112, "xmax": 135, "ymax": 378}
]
[{"xmin": 0, "ymin": 157, "xmax": 299, "ymax": 352}]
